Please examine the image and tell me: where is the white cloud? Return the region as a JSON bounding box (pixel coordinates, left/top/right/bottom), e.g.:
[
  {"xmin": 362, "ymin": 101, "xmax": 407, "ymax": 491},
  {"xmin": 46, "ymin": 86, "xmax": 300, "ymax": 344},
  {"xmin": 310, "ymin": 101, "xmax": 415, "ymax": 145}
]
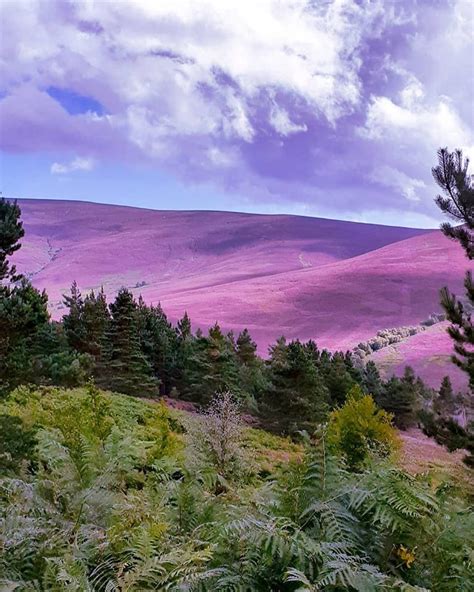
[
  {"xmin": 1, "ymin": 0, "xmax": 473, "ymax": 223},
  {"xmin": 2, "ymin": 0, "xmax": 386, "ymax": 154},
  {"xmin": 51, "ymin": 157, "xmax": 96, "ymax": 175},
  {"xmin": 369, "ymin": 165, "xmax": 426, "ymax": 202},
  {"xmin": 360, "ymin": 90, "xmax": 474, "ymax": 160},
  {"xmin": 270, "ymin": 105, "xmax": 307, "ymax": 136}
]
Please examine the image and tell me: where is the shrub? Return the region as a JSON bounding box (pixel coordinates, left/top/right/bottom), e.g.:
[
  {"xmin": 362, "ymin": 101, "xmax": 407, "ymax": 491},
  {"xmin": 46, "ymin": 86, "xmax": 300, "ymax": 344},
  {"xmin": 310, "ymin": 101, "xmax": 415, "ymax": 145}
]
[
  {"xmin": 327, "ymin": 386, "xmax": 400, "ymax": 469},
  {"xmin": 185, "ymin": 391, "xmax": 248, "ymax": 486}
]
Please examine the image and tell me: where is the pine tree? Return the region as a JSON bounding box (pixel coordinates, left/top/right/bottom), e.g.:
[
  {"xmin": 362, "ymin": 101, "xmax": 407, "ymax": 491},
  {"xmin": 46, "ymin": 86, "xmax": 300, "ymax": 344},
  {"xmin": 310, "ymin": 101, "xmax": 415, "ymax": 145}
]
[
  {"xmin": 0, "ymin": 279, "xmax": 50, "ymax": 394},
  {"xmin": 362, "ymin": 360, "xmax": 384, "ymax": 400},
  {"xmin": 432, "ymin": 147, "xmax": 473, "ymax": 389},
  {"xmin": 62, "ymin": 281, "xmax": 86, "ymax": 352},
  {"xmin": 182, "ymin": 323, "xmax": 240, "ymax": 405},
  {"xmin": 136, "ymin": 297, "xmax": 179, "ymax": 395},
  {"xmin": 440, "ymin": 273, "xmax": 474, "ymax": 390},
  {"xmin": 433, "ymin": 375, "xmax": 456, "ymax": 417},
  {"xmin": 319, "ymin": 351, "xmax": 355, "ymax": 408},
  {"xmin": 236, "ymin": 328, "xmax": 257, "ymax": 365},
  {"xmin": 172, "ymin": 311, "xmax": 195, "ymax": 397},
  {"xmin": 0, "ymin": 200, "xmax": 50, "ymax": 393},
  {"xmin": 431, "ymin": 147, "xmax": 474, "ymax": 465},
  {"xmin": 99, "ymin": 288, "xmax": 158, "ymax": 396},
  {"xmin": 82, "ymin": 287, "xmax": 110, "ymax": 359},
  {"xmin": 263, "ymin": 338, "xmax": 328, "ymax": 434},
  {"xmin": 0, "ymin": 197, "xmax": 25, "ymax": 282},
  {"xmin": 343, "ymin": 351, "xmax": 364, "ymax": 384},
  {"xmin": 378, "ymin": 367, "xmax": 418, "ymax": 429},
  {"xmin": 432, "ymin": 147, "xmax": 473, "ymax": 259},
  {"xmin": 177, "ymin": 311, "xmax": 192, "ymax": 340},
  {"xmin": 236, "ymin": 328, "xmax": 266, "ymax": 407}
]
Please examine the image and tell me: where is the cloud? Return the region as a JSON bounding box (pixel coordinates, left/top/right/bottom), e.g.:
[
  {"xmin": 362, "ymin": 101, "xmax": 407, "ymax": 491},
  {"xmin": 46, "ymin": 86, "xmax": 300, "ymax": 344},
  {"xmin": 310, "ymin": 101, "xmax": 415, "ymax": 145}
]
[
  {"xmin": 0, "ymin": 0, "xmax": 473, "ymax": 224},
  {"xmin": 369, "ymin": 165, "xmax": 426, "ymax": 202},
  {"xmin": 270, "ymin": 105, "xmax": 307, "ymax": 136},
  {"xmin": 51, "ymin": 157, "xmax": 96, "ymax": 175},
  {"xmin": 360, "ymin": 89, "xmax": 473, "ymax": 157}
]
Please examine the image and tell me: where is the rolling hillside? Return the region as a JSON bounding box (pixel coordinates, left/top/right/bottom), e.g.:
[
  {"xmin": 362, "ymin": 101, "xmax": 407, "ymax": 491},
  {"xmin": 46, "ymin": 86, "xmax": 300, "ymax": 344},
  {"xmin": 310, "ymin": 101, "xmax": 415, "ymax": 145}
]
[
  {"xmin": 367, "ymin": 321, "xmax": 468, "ymax": 391},
  {"xmin": 14, "ymin": 199, "xmax": 471, "ymax": 388}
]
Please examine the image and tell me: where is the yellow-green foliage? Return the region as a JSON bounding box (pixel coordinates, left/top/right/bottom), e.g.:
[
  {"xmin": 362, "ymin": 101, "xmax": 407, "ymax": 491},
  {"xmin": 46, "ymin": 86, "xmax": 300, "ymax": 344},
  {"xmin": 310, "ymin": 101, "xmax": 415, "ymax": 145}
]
[
  {"xmin": 242, "ymin": 427, "xmax": 303, "ymax": 475},
  {"xmin": 327, "ymin": 386, "xmax": 400, "ymax": 469},
  {"xmin": 0, "ymin": 382, "xmax": 181, "ymax": 468},
  {"xmin": 1, "ymin": 387, "xmax": 472, "ymax": 590}
]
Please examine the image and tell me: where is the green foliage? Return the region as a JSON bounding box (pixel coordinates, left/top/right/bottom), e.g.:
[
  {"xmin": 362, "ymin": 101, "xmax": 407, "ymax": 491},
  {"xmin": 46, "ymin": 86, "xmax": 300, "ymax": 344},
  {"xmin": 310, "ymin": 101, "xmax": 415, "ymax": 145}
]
[
  {"xmin": 318, "ymin": 350, "xmax": 356, "ymax": 407},
  {"xmin": 99, "ymin": 288, "xmax": 159, "ymax": 397},
  {"xmin": 432, "ymin": 147, "xmax": 473, "ymax": 260},
  {"xmin": 263, "ymin": 338, "xmax": 329, "ymax": 434},
  {"xmin": 0, "ymin": 388, "xmax": 472, "ymax": 591},
  {"xmin": 136, "ymin": 296, "xmax": 179, "ymax": 395},
  {"xmin": 1, "ymin": 196, "xmax": 471, "ymax": 589},
  {"xmin": 0, "ymin": 279, "xmax": 51, "ymax": 395},
  {"xmin": 440, "ymin": 271, "xmax": 474, "ymax": 391},
  {"xmin": 181, "ymin": 323, "xmax": 241, "ymax": 405},
  {"xmin": 433, "ymin": 375, "xmax": 456, "ymax": 417},
  {"xmin": 362, "ymin": 360, "xmax": 384, "ymax": 399},
  {"xmin": 0, "ymin": 197, "xmax": 25, "ymax": 282},
  {"xmin": 0, "ymin": 414, "xmax": 37, "ymax": 474},
  {"xmin": 377, "ymin": 367, "xmax": 420, "ymax": 429},
  {"xmin": 432, "ymin": 146, "xmax": 474, "ymax": 466},
  {"xmin": 327, "ymin": 386, "xmax": 400, "ymax": 469}
]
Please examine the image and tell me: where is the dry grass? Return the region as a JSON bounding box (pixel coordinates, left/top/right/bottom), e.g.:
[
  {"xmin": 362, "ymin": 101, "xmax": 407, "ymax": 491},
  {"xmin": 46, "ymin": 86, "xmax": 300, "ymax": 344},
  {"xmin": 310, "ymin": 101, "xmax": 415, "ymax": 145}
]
[{"xmin": 398, "ymin": 428, "xmax": 473, "ymax": 495}]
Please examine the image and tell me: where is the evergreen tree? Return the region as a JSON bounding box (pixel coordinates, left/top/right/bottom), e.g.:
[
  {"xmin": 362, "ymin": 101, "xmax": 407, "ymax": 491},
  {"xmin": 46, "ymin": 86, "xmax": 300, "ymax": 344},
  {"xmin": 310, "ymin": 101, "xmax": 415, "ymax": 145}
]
[
  {"xmin": 0, "ymin": 197, "xmax": 25, "ymax": 282},
  {"xmin": 432, "ymin": 147, "xmax": 473, "ymax": 259},
  {"xmin": 319, "ymin": 351, "xmax": 355, "ymax": 408},
  {"xmin": 433, "ymin": 375, "xmax": 456, "ymax": 417},
  {"xmin": 182, "ymin": 323, "xmax": 240, "ymax": 405},
  {"xmin": 99, "ymin": 288, "xmax": 158, "ymax": 396},
  {"xmin": 236, "ymin": 328, "xmax": 267, "ymax": 407},
  {"xmin": 362, "ymin": 360, "xmax": 384, "ymax": 400},
  {"xmin": 0, "ymin": 280, "xmax": 50, "ymax": 394},
  {"xmin": 177, "ymin": 311, "xmax": 192, "ymax": 340},
  {"xmin": 430, "ymin": 147, "xmax": 474, "ymax": 465},
  {"xmin": 343, "ymin": 351, "xmax": 364, "ymax": 384},
  {"xmin": 82, "ymin": 287, "xmax": 110, "ymax": 359},
  {"xmin": 432, "ymin": 147, "xmax": 473, "ymax": 389},
  {"xmin": 0, "ymin": 200, "xmax": 52, "ymax": 394},
  {"xmin": 440, "ymin": 273, "xmax": 474, "ymax": 390},
  {"xmin": 378, "ymin": 367, "xmax": 418, "ymax": 429},
  {"xmin": 31, "ymin": 321, "xmax": 93, "ymax": 387},
  {"xmin": 173, "ymin": 311, "xmax": 195, "ymax": 397},
  {"xmin": 236, "ymin": 328, "xmax": 257, "ymax": 365},
  {"xmin": 136, "ymin": 296, "xmax": 179, "ymax": 395},
  {"xmin": 62, "ymin": 281, "xmax": 86, "ymax": 352},
  {"xmin": 263, "ymin": 338, "xmax": 328, "ymax": 434}
]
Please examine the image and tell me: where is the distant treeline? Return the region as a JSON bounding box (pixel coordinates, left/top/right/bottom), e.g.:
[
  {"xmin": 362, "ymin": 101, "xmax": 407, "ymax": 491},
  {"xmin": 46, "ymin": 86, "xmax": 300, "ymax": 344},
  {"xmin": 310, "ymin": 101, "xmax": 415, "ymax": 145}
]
[{"xmin": 0, "ymin": 268, "xmax": 448, "ymax": 435}]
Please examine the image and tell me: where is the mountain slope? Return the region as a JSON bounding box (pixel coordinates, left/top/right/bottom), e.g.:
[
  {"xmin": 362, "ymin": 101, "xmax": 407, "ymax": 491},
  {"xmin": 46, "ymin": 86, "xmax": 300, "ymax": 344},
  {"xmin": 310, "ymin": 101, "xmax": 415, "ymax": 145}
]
[
  {"xmin": 154, "ymin": 231, "xmax": 467, "ymax": 350},
  {"xmin": 367, "ymin": 322, "xmax": 468, "ymax": 391},
  {"xmin": 14, "ymin": 198, "xmax": 427, "ymax": 312},
  {"xmin": 13, "ymin": 199, "xmax": 470, "ymax": 388}
]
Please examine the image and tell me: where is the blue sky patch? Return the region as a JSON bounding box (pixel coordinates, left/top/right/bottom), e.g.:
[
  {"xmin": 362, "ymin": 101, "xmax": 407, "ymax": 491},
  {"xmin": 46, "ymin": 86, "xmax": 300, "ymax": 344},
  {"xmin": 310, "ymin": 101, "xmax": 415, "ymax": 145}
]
[{"xmin": 46, "ymin": 86, "xmax": 105, "ymax": 116}]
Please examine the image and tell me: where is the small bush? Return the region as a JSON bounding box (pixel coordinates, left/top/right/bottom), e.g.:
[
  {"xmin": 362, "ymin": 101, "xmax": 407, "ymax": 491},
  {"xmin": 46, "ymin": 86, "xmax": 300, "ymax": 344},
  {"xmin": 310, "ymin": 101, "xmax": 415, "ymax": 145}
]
[{"xmin": 327, "ymin": 386, "xmax": 400, "ymax": 469}]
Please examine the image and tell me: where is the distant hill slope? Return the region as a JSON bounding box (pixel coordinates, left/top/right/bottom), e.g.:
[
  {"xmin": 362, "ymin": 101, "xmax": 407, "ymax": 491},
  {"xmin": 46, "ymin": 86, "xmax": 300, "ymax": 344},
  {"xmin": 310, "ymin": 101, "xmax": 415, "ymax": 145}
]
[
  {"xmin": 13, "ymin": 199, "xmax": 470, "ymax": 387},
  {"xmin": 367, "ymin": 322, "xmax": 468, "ymax": 392}
]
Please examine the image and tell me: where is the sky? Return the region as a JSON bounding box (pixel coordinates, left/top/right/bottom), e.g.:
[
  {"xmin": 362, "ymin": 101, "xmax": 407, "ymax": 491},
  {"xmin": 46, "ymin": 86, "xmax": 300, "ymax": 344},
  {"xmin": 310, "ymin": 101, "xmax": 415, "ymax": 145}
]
[{"xmin": 0, "ymin": 0, "xmax": 473, "ymax": 228}]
